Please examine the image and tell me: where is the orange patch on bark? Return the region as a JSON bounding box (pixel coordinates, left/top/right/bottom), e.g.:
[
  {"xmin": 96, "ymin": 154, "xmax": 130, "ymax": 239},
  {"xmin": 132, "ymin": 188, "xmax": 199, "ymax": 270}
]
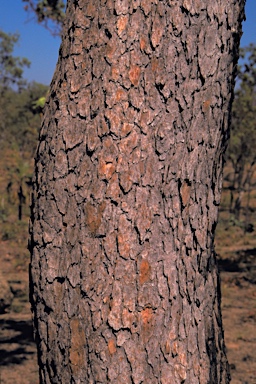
[
  {"xmin": 165, "ymin": 341, "xmax": 171, "ymax": 355},
  {"xmin": 141, "ymin": 308, "xmax": 153, "ymax": 325},
  {"xmin": 174, "ymin": 364, "xmax": 187, "ymax": 381},
  {"xmin": 111, "ymin": 66, "xmax": 119, "ymax": 80},
  {"xmin": 81, "ymin": 61, "xmax": 87, "ymax": 70},
  {"xmin": 116, "ymin": 88, "xmax": 126, "ymax": 101},
  {"xmin": 98, "ymin": 159, "xmax": 116, "ymax": 181},
  {"xmin": 180, "ymin": 180, "xmax": 191, "ymax": 207},
  {"xmin": 140, "ymin": 37, "xmax": 147, "ymax": 51},
  {"xmin": 139, "ymin": 260, "xmax": 151, "ymax": 284},
  {"xmin": 172, "ymin": 340, "xmax": 178, "ymax": 356},
  {"xmin": 140, "ymin": 308, "xmax": 154, "ymax": 341},
  {"xmin": 140, "ymin": 0, "xmax": 152, "ymax": 15},
  {"xmin": 202, "ymin": 99, "xmax": 211, "ymax": 112},
  {"xmin": 129, "ymin": 65, "xmax": 141, "ymax": 86},
  {"xmin": 69, "ymin": 319, "xmax": 86, "ymax": 373},
  {"xmin": 117, "ymin": 15, "xmax": 128, "ymax": 33},
  {"xmin": 108, "ymin": 339, "xmax": 117, "ymax": 355}
]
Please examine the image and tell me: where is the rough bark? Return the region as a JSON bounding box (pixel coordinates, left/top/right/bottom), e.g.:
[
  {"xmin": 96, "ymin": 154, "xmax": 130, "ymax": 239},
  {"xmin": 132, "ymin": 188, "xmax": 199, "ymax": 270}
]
[{"xmin": 30, "ymin": 1, "xmax": 245, "ymax": 383}]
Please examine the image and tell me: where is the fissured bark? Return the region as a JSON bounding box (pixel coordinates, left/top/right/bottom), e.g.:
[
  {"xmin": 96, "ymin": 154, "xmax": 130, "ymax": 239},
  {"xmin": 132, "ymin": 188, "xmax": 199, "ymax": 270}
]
[{"xmin": 30, "ymin": 0, "xmax": 245, "ymax": 383}]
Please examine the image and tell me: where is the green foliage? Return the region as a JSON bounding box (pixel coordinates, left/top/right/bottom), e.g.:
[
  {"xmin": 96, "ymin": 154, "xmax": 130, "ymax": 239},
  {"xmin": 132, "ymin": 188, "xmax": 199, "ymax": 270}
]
[
  {"xmin": 0, "ymin": 28, "xmax": 47, "ymax": 155},
  {"xmin": 23, "ymin": 0, "xmax": 66, "ymax": 36},
  {"xmin": 0, "ymin": 80, "xmax": 48, "ymax": 223},
  {"xmin": 32, "ymin": 96, "xmax": 46, "ymax": 110},
  {"xmin": 229, "ymin": 44, "xmax": 256, "ymax": 168},
  {"xmin": 0, "ymin": 82, "xmax": 48, "ymax": 155},
  {"xmin": 238, "ymin": 44, "xmax": 256, "ymax": 88},
  {"xmin": 0, "ymin": 30, "xmax": 30, "ymax": 91},
  {"xmin": 0, "ymin": 26, "xmax": 49, "ymax": 228}
]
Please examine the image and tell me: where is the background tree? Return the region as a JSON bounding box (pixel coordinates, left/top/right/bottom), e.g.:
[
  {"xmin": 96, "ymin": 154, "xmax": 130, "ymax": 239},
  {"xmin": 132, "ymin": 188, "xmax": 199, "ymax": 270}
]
[
  {"xmin": 30, "ymin": 1, "xmax": 245, "ymax": 383},
  {"xmin": 0, "ymin": 29, "xmax": 30, "ymax": 93},
  {"xmin": 0, "ymin": 28, "xmax": 48, "ymax": 223},
  {"xmin": 227, "ymin": 44, "xmax": 256, "ymax": 228},
  {"xmin": 23, "ymin": 0, "xmax": 66, "ymax": 36},
  {"xmin": 0, "ymin": 82, "xmax": 48, "ymax": 221}
]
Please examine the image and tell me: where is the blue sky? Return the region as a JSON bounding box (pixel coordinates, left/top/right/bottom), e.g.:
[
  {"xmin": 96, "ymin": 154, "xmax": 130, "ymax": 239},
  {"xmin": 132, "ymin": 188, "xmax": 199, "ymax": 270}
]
[{"xmin": 1, "ymin": 0, "xmax": 255, "ymax": 86}]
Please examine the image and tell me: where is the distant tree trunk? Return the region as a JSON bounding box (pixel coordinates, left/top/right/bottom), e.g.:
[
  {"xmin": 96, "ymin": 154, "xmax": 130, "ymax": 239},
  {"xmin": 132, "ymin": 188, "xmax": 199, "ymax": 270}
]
[
  {"xmin": 18, "ymin": 185, "xmax": 25, "ymax": 220},
  {"xmin": 30, "ymin": 1, "xmax": 245, "ymax": 383},
  {"xmin": 244, "ymin": 161, "xmax": 255, "ymax": 233}
]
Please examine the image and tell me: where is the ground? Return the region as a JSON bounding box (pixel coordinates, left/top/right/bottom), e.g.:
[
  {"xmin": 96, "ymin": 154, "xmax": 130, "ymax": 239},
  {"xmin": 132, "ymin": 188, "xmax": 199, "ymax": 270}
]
[
  {"xmin": 218, "ymin": 245, "xmax": 256, "ymax": 384},
  {"xmin": 0, "ymin": 228, "xmax": 255, "ymax": 384},
  {"xmin": 0, "ymin": 238, "xmax": 38, "ymax": 384}
]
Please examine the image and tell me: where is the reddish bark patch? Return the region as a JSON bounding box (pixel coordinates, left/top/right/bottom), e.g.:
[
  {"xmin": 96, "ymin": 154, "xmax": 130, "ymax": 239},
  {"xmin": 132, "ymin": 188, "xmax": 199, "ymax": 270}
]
[
  {"xmin": 180, "ymin": 180, "xmax": 191, "ymax": 207},
  {"xmin": 141, "ymin": 308, "xmax": 153, "ymax": 326},
  {"xmin": 129, "ymin": 65, "xmax": 141, "ymax": 86},
  {"xmin": 111, "ymin": 66, "xmax": 120, "ymax": 81},
  {"xmin": 116, "ymin": 88, "xmax": 127, "ymax": 102},
  {"xmin": 108, "ymin": 339, "xmax": 117, "ymax": 355},
  {"xmin": 117, "ymin": 15, "xmax": 128, "ymax": 34},
  {"xmin": 85, "ymin": 201, "xmax": 106, "ymax": 234},
  {"xmin": 98, "ymin": 159, "xmax": 116, "ymax": 181},
  {"xmin": 174, "ymin": 364, "xmax": 187, "ymax": 381},
  {"xmin": 139, "ymin": 260, "xmax": 151, "ymax": 285},
  {"xmin": 140, "ymin": 37, "xmax": 147, "ymax": 51},
  {"xmin": 69, "ymin": 318, "xmax": 86, "ymax": 373},
  {"xmin": 164, "ymin": 340, "xmax": 171, "ymax": 355},
  {"xmin": 202, "ymin": 99, "xmax": 211, "ymax": 112},
  {"xmin": 140, "ymin": 308, "xmax": 154, "ymax": 341},
  {"xmin": 140, "ymin": 0, "xmax": 152, "ymax": 15}
]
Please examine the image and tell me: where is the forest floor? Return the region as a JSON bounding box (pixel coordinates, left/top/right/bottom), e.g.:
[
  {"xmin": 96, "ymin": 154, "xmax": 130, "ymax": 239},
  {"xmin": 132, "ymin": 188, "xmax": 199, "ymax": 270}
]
[
  {"xmin": 0, "ymin": 220, "xmax": 255, "ymax": 384},
  {"xmin": 218, "ymin": 248, "xmax": 256, "ymax": 384}
]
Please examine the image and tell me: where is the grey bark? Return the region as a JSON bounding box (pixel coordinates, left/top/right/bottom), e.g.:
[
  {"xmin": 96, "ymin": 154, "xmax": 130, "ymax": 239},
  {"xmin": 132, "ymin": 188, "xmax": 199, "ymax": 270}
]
[{"xmin": 30, "ymin": 0, "xmax": 245, "ymax": 383}]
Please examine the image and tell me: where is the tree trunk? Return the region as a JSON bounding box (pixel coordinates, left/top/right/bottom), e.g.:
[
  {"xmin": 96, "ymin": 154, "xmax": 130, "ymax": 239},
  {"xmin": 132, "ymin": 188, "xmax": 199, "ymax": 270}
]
[{"xmin": 30, "ymin": 1, "xmax": 245, "ymax": 383}]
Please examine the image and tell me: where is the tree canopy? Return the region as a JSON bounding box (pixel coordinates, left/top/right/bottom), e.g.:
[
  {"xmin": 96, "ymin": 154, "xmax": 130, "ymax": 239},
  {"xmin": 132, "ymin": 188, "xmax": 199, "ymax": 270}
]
[
  {"xmin": 0, "ymin": 27, "xmax": 48, "ymax": 222},
  {"xmin": 22, "ymin": 0, "xmax": 66, "ymax": 36},
  {"xmin": 0, "ymin": 30, "xmax": 30, "ymax": 92}
]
